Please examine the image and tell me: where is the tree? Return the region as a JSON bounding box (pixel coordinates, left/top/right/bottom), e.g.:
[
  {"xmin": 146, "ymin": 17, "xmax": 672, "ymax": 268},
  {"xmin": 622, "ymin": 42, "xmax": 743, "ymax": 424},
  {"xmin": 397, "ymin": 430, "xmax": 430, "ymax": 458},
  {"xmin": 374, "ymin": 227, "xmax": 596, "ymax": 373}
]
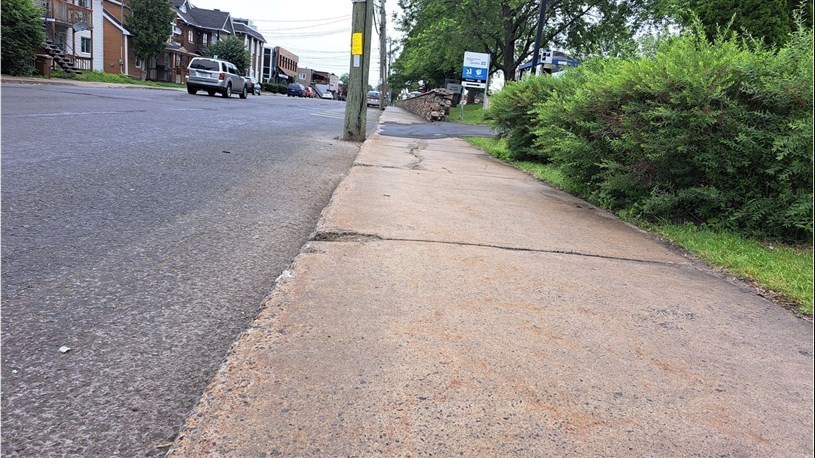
[
  {"xmin": 201, "ymin": 36, "xmax": 250, "ymax": 75},
  {"xmin": 391, "ymin": 0, "xmax": 666, "ymax": 90},
  {"xmin": 678, "ymin": 0, "xmax": 798, "ymax": 47},
  {"xmin": 125, "ymin": 0, "xmax": 175, "ymax": 79},
  {"xmin": 1, "ymin": 0, "xmax": 45, "ymax": 75}
]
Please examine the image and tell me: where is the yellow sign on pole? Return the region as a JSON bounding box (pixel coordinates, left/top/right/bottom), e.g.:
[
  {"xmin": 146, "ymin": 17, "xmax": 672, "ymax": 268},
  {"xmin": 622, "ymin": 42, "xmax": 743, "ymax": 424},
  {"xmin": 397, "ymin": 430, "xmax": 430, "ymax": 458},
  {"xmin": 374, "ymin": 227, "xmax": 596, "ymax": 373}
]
[{"xmin": 352, "ymin": 33, "xmax": 363, "ymax": 55}]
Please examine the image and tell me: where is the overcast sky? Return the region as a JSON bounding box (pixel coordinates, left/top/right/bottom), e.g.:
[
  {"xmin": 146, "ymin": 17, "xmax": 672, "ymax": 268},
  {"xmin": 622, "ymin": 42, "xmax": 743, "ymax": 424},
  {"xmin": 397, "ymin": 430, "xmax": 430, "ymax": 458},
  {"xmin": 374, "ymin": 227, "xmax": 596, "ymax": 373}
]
[{"xmin": 188, "ymin": 0, "xmax": 400, "ymax": 84}]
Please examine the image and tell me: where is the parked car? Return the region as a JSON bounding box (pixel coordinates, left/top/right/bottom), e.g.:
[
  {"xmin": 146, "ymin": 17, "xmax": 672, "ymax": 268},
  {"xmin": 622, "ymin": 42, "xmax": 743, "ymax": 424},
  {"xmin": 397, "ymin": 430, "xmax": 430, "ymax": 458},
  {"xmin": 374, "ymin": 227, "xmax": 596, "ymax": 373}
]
[
  {"xmin": 320, "ymin": 89, "xmax": 333, "ymax": 100},
  {"xmin": 305, "ymin": 87, "xmax": 314, "ymax": 98},
  {"xmin": 287, "ymin": 83, "xmax": 306, "ymax": 97},
  {"xmin": 366, "ymin": 90, "xmax": 380, "ymax": 106},
  {"xmin": 185, "ymin": 57, "xmax": 246, "ymax": 99},
  {"xmin": 244, "ymin": 76, "xmax": 260, "ymax": 95}
]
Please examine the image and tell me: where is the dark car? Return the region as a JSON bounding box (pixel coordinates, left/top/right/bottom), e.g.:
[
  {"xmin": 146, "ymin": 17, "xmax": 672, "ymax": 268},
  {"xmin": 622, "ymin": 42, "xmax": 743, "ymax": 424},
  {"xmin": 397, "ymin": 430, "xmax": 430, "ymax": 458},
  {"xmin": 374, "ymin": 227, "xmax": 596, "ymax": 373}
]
[
  {"xmin": 366, "ymin": 90, "xmax": 380, "ymax": 107},
  {"xmin": 287, "ymin": 83, "xmax": 306, "ymax": 97},
  {"xmin": 244, "ymin": 76, "xmax": 260, "ymax": 95}
]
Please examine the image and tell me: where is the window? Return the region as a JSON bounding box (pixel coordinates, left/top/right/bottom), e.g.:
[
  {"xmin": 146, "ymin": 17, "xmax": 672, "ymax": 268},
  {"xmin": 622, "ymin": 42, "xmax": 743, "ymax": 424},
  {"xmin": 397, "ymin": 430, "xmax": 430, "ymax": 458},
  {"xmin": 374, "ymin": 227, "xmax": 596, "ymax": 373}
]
[
  {"xmin": 203, "ymin": 34, "xmax": 208, "ymax": 46},
  {"xmin": 135, "ymin": 57, "xmax": 143, "ymax": 69},
  {"xmin": 189, "ymin": 59, "xmax": 219, "ymax": 71},
  {"xmin": 187, "ymin": 30, "xmax": 193, "ymax": 43},
  {"xmin": 80, "ymin": 37, "xmax": 91, "ymax": 54}
]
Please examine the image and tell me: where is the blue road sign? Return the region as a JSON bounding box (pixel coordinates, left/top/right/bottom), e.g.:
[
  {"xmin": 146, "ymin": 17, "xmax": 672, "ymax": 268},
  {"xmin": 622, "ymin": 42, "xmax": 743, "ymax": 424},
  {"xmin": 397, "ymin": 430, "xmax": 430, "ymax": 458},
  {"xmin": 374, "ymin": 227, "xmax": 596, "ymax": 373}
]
[{"xmin": 462, "ymin": 66, "xmax": 487, "ymax": 81}]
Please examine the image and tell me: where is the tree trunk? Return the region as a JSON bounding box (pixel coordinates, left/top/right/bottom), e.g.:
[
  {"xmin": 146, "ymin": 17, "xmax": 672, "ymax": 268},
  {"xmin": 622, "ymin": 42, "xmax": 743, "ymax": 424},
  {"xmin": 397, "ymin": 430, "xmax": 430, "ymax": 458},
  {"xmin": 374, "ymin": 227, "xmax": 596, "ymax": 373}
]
[{"xmin": 501, "ymin": 6, "xmax": 519, "ymax": 81}]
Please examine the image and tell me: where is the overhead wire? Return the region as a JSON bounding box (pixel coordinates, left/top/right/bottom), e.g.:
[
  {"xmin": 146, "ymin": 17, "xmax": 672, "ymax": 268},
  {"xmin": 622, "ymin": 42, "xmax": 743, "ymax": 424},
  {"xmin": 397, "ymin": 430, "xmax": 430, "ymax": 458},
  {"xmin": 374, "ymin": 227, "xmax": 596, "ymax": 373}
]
[
  {"xmin": 251, "ymin": 15, "xmax": 351, "ymax": 23},
  {"xmin": 254, "ymin": 17, "xmax": 349, "ymax": 31},
  {"xmin": 258, "ymin": 28, "xmax": 348, "ymax": 38}
]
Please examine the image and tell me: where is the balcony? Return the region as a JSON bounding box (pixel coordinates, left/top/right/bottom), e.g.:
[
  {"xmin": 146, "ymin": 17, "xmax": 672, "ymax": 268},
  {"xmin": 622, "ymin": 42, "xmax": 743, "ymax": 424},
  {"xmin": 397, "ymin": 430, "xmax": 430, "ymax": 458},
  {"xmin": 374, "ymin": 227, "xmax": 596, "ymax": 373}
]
[{"xmin": 47, "ymin": 0, "xmax": 93, "ymax": 28}]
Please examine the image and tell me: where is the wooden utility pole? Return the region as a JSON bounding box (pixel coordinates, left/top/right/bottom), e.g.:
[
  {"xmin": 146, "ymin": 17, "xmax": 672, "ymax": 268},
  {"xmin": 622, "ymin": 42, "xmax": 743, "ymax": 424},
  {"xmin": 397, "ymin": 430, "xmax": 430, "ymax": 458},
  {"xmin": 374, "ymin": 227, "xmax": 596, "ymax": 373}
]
[
  {"xmin": 379, "ymin": 0, "xmax": 387, "ymax": 110},
  {"xmin": 343, "ymin": 0, "xmax": 375, "ymax": 141}
]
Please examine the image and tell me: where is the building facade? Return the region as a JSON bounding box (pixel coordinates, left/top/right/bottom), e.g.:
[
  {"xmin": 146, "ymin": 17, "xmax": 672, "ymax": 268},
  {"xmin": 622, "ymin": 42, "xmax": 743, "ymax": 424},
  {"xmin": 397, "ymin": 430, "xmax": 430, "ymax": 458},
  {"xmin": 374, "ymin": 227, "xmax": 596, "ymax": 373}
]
[
  {"xmin": 233, "ymin": 19, "xmax": 266, "ymax": 81},
  {"xmin": 270, "ymin": 46, "xmax": 299, "ymax": 85}
]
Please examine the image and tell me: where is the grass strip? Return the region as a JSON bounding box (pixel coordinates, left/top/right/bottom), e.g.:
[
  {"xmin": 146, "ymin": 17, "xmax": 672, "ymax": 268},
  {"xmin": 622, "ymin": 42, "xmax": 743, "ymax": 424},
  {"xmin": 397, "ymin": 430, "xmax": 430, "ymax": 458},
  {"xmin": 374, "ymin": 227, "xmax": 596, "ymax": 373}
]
[
  {"xmin": 448, "ymin": 103, "xmax": 493, "ymax": 126},
  {"xmin": 49, "ymin": 70, "xmax": 184, "ymax": 89},
  {"xmin": 466, "ymin": 136, "xmax": 813, "ymax": 316},
  {"xmin": 648, "ymin": 223, "xmax": 813, "ymax": 315}
]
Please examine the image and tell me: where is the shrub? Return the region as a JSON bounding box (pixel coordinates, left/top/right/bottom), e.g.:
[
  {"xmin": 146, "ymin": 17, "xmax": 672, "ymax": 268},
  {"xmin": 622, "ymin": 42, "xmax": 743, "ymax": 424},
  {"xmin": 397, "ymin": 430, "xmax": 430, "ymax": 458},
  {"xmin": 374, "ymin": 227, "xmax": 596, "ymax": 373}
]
[
  {"xmin": 528, "ymin": 26, "xmax": 813, "ymax": 241},
  {"xmin": 485, "ymin": 74, "xmax": 561, "ymax": 160},
  {"xmin": 1, "ymin": 0, "xmax": 45, "ymax": 75}
]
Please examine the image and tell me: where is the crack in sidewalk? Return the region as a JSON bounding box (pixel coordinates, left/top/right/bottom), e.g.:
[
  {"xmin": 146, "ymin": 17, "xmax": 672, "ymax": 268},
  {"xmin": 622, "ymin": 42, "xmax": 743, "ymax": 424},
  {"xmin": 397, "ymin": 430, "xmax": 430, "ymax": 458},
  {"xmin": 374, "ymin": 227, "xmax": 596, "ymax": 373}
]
[
  {"xmin": 407, "ymin": 141, "xmax": 425, "ymax": 170},
  {"xmin": 311, "ymin": 230, "xmax": 684, "ymax": 267}
]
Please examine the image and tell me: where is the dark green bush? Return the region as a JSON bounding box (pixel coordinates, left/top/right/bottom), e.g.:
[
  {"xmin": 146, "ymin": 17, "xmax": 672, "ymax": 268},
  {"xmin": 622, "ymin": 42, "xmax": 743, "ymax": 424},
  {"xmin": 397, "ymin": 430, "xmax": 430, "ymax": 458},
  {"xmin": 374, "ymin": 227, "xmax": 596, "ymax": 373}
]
[
  {"xmin": 1, "ymin": 0, "xmax": 46, "ymax": 75},
  {"xmin": 485, "ymin": 76, "xmax": 560, "ymax": 160},
  {"xmin": 490, "ymin": 26, "xmax": 813, "ymax": 242}
]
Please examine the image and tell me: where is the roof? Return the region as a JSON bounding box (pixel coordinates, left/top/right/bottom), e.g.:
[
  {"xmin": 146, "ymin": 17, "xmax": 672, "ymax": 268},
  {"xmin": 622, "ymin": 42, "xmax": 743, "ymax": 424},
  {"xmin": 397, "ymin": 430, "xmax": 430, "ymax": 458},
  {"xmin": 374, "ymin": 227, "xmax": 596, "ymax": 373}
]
[
  {"xmin": 233, "ymin": 21, "xmax": 265, "ymax": 43},
  {"xmin": 186, "ymin": 7, "xmax": 233, "ymax": 33},
  {"xmin": 102, "ymin": 7, "xmax": 131, "ymax": 35},
  {"xmin": 166, "ymin": 41, "xmax": 198, "ymax": 56}
]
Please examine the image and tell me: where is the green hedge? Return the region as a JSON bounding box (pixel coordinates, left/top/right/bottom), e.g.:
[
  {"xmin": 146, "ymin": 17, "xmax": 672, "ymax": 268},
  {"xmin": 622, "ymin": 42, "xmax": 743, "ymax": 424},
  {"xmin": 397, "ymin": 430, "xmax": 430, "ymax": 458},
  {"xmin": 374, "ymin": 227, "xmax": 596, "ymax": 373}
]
[
  {"xmin": 1, "ymin": 0, "xmax": 46, "ymax": 75},
  {"xmin": 260, "ymin": 83, "xmax": 289, "ymax": 94},
  {"xmin": 488, "ymin": 28, "xmax": 813, "ymax": 242}
]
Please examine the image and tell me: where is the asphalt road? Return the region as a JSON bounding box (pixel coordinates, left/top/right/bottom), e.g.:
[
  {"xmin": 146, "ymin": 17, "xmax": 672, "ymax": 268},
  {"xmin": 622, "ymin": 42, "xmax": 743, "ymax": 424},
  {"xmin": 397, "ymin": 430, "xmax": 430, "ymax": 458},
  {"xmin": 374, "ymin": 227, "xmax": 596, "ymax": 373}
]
[{"xmin": 1, "ymin": 83, "xmax": 381, "ymax": 456}]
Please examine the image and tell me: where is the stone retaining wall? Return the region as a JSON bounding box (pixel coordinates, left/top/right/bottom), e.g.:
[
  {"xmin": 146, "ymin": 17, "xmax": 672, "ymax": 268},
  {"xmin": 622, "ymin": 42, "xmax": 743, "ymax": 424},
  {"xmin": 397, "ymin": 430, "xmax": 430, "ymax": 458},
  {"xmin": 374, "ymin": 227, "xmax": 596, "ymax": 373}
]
[{"xmin": 394, "ymin": 89, "xmax": 452, "ymax": 122}]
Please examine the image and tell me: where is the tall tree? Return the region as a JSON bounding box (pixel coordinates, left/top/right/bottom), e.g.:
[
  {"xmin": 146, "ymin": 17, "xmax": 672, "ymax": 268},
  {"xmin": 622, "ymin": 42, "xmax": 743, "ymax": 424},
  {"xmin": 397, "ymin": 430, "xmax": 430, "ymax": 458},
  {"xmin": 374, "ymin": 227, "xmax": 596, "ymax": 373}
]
[
  {"xmin": 1, "ymin": 0, "xmax": 45, "ymax": 75},
  {"xmin": 676, "ymin": 0, "xmax": 796, "ymax": 47},
  {"xmin": 125, "ymin": 0, "xmax": 175, "ymax": 79},
  {"xmin": 391, "ymin": 0, "xmax": 665, "ymax": 89},
  {"xmin": 201, "ymin": 36, "xmax": 250, "ymax": 75}
]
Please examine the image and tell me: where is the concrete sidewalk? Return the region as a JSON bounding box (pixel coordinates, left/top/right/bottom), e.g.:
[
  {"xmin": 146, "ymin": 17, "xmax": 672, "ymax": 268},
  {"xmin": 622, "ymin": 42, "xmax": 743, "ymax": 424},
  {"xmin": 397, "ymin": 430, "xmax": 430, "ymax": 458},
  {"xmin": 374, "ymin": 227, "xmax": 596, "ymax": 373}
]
[{"xmin": 168, "ymin": 107, "xmax": 813, "ymax": 456}]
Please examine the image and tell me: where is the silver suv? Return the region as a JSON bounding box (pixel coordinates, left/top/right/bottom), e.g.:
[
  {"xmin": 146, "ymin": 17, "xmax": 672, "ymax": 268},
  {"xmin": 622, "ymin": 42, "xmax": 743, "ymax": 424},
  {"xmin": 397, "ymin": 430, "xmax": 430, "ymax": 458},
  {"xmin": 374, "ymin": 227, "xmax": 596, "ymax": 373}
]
[{"xmin": 186, "ymin": 57, "xmax": 247, "ymax": 99}]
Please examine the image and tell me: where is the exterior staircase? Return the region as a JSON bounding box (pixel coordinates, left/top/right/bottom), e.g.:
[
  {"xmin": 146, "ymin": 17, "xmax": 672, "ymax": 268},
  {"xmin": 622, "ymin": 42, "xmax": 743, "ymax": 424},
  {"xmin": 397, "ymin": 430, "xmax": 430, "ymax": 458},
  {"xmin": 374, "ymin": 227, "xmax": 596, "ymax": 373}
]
[{"xmin": 42, "ymin": 38, "xmax": 83, "ymax": 75}]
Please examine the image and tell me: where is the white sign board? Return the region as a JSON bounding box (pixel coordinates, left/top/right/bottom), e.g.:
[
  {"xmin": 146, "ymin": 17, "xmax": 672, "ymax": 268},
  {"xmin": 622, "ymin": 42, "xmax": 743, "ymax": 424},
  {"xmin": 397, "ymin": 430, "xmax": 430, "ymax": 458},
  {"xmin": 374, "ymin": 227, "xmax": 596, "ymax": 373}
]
[{"xmin": 461, "ymin": 51, "xmax": 490, "ymax": 89}]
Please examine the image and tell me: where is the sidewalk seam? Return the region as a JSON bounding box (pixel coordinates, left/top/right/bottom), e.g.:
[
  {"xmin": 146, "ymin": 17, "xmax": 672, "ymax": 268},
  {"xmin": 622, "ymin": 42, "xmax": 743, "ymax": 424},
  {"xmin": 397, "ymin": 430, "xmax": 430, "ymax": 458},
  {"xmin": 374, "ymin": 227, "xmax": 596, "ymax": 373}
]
[{"xmin": 312, "ymin": 230, "xmax": 687, "ymax": 267}]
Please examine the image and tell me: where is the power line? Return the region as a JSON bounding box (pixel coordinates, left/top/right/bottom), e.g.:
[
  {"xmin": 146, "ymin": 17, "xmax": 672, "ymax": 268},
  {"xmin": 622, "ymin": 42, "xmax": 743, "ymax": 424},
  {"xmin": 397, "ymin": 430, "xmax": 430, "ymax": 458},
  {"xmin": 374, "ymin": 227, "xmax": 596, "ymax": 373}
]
[
  {"xmin": 251, "ymin": 15, "xmax": 351, "ymax": 23},
  {"xmin": 258, "ymin": 28, "xmax": 348, "ymax": 38},
  {"xmin": 285, "ymin": 48, "xmax": 349, "ymax": 54},
  {"xmin": 254, "ymin": 17, "xmax": 349, "ymax": 31}
]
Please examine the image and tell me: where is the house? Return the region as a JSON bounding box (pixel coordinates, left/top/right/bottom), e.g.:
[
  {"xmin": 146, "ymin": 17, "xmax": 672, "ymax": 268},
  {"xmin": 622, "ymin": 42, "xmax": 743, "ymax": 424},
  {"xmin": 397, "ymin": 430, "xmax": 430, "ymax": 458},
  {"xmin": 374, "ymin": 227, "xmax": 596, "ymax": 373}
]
[
  {"xmin": 233, "ymin": 19, "xmax": 266, "ymax": 81},
  {"xmin": 97, "ymin": 0, "xmax": 141, "ymax": 77},
  {"xmin": 35, "ymin": 0, "xmax": 266, "ymax": 83},
  {"xmin": 157, "ymin": 2, "xmax": 266, "ymax": 83},
  {"xmin": 157, "ymin": 0, "xmax": 234, "ymax": 83},
  {"xmin": 35, "ymin": 0, "xmax": 147, "ymax": 77},
  {"xmin": 35, "ymin": 0, "xmax": 95, "ymax": 74}
]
